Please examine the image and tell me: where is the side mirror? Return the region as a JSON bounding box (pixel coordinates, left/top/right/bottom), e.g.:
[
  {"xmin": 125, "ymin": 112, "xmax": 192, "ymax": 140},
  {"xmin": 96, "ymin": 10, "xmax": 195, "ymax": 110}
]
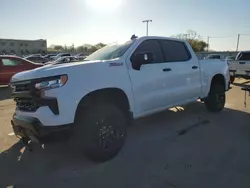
[{"xmin": 132, "ymin": 52, "xmax": 153, "ymax": 70}]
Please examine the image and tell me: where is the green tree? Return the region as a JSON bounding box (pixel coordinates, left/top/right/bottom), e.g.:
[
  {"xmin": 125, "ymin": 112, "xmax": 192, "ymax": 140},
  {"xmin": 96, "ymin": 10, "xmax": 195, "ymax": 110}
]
[
  {"xmin": 173, "ymin": 30, "xmax": 208, "ymax": 52},
  {"xmin": 88, "ymin": 45, "xmax": 98, "ymax": 53},
  {"xmin": 95, "ymin": 43, "xmax": 106, "ymax": 49},
  {"xmin": 77, "ymin": 46, "xmax": 89, "ymax": 53},
  {"xmin": 53, "ymin": 45, "xmax": 64, "ymax": 51}
]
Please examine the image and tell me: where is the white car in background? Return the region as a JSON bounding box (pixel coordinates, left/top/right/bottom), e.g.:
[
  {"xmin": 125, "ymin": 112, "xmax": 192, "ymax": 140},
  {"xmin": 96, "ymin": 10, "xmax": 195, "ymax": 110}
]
[
  {"xmin": 45, "ymin": 56, "xmax": 80, "ymax": 65},
  {"xmin": 228, "ymin": 51, "xmax": 250, "ymax": 83}
]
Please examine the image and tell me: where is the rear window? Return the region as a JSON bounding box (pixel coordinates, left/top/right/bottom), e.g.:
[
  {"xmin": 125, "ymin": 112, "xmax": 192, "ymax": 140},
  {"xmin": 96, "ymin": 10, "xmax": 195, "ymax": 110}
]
[
  {"xmin": 212, "ymin": 55, "xmax": 221, "ymax": 59},
  {"xmin": 61, "ymin": 54, "xmax": 70, "ymax": 57},
  {"xmin": 159, "ymin": 40, "xmax": 191, "ymax": 62},
  {"xmin": 237, "ymin": 52, "xmax": 250, "ymax": 61}
]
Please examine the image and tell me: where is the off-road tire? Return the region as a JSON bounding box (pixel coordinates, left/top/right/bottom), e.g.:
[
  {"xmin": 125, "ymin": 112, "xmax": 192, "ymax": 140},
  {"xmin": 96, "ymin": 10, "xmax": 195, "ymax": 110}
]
[
  {"xmin": 74, "ymin": 103, "xmax": 127, "ymax": 162},
  {"xmin": 204, "ymin": 83, "xmax": 225, "ymax": 112}
]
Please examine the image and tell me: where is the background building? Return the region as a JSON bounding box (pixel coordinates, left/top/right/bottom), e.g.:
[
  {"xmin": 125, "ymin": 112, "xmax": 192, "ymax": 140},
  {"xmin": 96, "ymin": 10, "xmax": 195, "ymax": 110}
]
[{"xmin": 0, "ymin": 38, "xmax": 47, "ymax": 55}]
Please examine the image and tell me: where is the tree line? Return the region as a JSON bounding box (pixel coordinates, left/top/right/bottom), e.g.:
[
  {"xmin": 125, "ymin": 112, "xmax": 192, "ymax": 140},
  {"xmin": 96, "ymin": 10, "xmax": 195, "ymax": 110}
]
[
  {"xmin": 173, "ymin": 30, "xmax": 208, "ymax": 52},
  {"xmin": 48, "ymin": 43, "xmax": 106, "ymax": 54},
  {"xmin": 48, "ymin": 30, "xmax": 208, "ymax": 54}
]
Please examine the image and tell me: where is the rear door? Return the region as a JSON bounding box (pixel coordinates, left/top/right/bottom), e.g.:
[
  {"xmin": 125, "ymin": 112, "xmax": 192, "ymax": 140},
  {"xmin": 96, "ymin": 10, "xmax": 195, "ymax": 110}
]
[
  {"xmin": 158, "ymin": 39, "xmax": 201, "ymax": 103},
  {"xmin": 0, "ymin": 57, "xmax": 23, "ymax": 84}
]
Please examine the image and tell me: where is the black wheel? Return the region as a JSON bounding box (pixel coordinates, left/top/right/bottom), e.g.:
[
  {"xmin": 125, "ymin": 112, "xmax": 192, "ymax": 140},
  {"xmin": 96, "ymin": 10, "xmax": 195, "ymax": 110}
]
[
  {"xmin": 230, "ymin": 76, "xmax": 235, "ymax": 83},
  {"xmin": 204, "ymin": 83, "xmax": 225, "ymax": 112},
  {"xmin": 74, "ymin": 103, "xmax": 127, "ymax": 162}
]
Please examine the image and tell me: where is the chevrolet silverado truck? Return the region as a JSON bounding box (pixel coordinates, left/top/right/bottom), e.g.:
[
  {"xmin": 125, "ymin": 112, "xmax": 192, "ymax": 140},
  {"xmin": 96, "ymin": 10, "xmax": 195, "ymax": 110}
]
[
  {"xmin": 228, "ymin": 51, "xmax": 250, "ymax": 83},
  {"xmin": 10, "ymin": 36, "xmax": 230, "ymax": 162}
]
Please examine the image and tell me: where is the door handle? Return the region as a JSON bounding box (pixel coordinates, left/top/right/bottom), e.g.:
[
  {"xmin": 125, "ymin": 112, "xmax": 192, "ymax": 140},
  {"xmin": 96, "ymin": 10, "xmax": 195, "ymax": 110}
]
[
  {"xmin": 192, "ymin": 66, "xmax": 198, "ymax": 69},
  {"xmin": 239, "ymin": 62, "xmax": 245, "ymax": 64},
  {"xmin": 162, "ymin": 68, "xmax": 171, "ymax": 72}
]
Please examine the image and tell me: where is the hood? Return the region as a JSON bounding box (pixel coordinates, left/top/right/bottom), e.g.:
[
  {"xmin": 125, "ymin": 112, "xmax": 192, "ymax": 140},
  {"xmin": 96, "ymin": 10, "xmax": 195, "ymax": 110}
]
[{"xmin": 11, "ymin": 60, "xmax": 115, "ymax": 82}]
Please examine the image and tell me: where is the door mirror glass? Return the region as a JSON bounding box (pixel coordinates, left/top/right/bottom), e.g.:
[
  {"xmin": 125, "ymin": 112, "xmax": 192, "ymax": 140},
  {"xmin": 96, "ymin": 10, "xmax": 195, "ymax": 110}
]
[{"xmin": 132, "ymin": 52, "xmax": 153, "ymax": 70}]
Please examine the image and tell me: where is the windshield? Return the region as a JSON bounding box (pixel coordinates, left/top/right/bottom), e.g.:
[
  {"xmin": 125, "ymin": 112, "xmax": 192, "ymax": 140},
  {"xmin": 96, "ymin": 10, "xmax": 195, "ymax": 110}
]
[{"xmin": 85, "ymin": 40, "xmax": 134, "ymax": 61}]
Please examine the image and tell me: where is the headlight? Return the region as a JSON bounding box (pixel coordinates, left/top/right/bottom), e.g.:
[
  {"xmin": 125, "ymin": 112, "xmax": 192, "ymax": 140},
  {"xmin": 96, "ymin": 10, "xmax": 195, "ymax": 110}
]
[{"xmin": 35, "ymin": 75, "xmax": 68, "ymax": 90}]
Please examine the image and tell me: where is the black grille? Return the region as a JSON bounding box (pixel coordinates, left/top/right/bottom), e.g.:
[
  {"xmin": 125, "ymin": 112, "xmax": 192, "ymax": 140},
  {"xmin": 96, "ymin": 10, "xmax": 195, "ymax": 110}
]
[
  {"xmin": 11, "ymin": 80, "xmax": 41, "ymax": 112},
  {"xmin": 15, "ymin": 98, "xmax": 40, "ymax": 112},
  {"xmin": 12, "ymin": 80, "xmax": 32, "ymax": 92},
  {"xmin": 11, "ymin": 78, "xmax": 59, "ymax": 115}
]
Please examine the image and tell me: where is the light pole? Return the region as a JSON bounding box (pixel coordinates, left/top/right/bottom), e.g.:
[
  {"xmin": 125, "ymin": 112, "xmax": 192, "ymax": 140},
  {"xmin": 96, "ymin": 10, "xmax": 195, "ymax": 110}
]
[
  {"xmin": 236, "ymin": 34, "xmax": 240, "ymax": 52},
  {"xmin": 142, "ymin": 20, "xmax": 152, "ymax": 36}
]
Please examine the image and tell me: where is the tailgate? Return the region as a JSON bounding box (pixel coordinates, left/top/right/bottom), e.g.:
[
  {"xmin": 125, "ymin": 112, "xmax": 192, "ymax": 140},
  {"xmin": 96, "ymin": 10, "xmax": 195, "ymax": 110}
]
[{"xmin": 228, "ymin": 60, "xmax": 250, "ymax": 75}]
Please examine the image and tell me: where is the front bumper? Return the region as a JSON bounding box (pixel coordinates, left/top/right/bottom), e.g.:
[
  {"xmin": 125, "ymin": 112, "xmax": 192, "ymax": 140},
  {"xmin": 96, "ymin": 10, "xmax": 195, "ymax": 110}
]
[{"xmin": 11, "ymin": 114, "xmax": 72, "ymax": 143}]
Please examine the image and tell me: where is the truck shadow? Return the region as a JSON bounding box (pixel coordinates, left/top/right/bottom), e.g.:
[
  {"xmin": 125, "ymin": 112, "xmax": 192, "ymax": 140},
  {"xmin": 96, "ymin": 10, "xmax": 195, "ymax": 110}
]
[
  {"xmin": 0, "ymin": 86, "xmax": 12, "ymax": 101},
  {"xmin": 1, "ymin": 102, "xmax": 250, "ymax": 187},
  {"xmin": 232, "ymin": 80, "xmax": 250, "ymax": 87}
]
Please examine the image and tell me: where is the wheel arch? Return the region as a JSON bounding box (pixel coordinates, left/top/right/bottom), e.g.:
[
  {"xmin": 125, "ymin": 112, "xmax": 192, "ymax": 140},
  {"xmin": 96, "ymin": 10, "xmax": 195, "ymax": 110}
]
[
  {"xmin": 74, "ymin": 87, "xmax": 133, "ymax": 124},
  {"xmin": 210, "ymin": 74, "xmax": 226, "ymax": 91}
]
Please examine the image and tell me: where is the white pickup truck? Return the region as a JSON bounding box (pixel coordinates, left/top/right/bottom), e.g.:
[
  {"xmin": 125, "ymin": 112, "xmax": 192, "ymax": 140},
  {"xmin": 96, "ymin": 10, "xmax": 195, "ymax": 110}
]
[
  {"xmin": 228, "ymin": 51, "xmax": 250, "ymax": 83},
  {"xmin": 10, "ymin": 36, "xmax": 230, "ymax": 162}
]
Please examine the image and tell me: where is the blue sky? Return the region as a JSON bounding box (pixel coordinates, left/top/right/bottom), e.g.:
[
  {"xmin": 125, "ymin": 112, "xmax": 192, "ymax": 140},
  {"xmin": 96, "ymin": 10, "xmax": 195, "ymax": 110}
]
[{"xmin": 1, "ymin": 0, "xmax": 250, "ymax": 51}]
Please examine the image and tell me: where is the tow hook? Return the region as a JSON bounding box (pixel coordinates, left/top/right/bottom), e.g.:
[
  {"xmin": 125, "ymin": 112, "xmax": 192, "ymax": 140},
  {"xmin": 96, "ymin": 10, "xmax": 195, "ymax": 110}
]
[{"xmin": 21, "ymin": 138, "xmax": 33, "ymax": 152}]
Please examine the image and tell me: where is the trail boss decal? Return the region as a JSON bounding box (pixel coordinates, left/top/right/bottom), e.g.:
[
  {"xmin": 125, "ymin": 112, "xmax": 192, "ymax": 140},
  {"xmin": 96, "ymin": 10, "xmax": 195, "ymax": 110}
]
[{"xmin": 109, "ymin": 62, "xmax": 123, "ymax": 67}]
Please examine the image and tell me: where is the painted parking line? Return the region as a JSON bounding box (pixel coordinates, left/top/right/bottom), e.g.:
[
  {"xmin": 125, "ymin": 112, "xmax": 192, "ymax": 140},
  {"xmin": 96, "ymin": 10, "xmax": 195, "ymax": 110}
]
[{"xmin": 8, "ymin": 132, "xmax": 15, "ymax": 136}]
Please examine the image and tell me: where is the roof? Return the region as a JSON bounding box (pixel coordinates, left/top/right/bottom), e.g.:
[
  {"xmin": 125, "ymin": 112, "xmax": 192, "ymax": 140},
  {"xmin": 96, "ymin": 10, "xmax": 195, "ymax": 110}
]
[
  {"xmin": 137, "ymin": 36, "xmax": 186, "ymax": 43},
  {"xmin": 0, "ymin": 55, "xmax": 20, "ymax": 58}
]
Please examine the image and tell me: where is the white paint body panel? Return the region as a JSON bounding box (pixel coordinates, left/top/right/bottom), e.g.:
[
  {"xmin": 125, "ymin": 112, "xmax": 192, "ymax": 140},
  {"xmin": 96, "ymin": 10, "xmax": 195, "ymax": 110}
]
[
  {"xmin": 228, "ymin": 60, "xmax": 250, "ymax": 76},
  {"xmin": 11, "ymin": 36, "xmax": 229, "ymax": 126}
]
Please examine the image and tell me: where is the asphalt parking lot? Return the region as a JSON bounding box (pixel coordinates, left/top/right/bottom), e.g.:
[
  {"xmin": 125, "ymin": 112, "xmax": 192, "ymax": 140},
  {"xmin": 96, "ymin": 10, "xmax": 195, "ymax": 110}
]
[{"xmin": 0, "ymin": 80, "xmax": 250, "ymax": 188}]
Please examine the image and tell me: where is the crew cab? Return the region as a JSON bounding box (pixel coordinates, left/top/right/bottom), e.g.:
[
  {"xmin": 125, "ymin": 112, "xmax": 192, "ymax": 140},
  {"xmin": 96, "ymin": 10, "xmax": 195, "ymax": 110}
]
[
  {"xmin": 0, "ymin": 55, "xmax": 43, "ymax": 85},
  {"xmin": 10, "ymin": 36, "xmax": 230, "ymax": 162},
  {"xmin": 228, "ymin": 51, "xmax": 250, "ymax": 83}
]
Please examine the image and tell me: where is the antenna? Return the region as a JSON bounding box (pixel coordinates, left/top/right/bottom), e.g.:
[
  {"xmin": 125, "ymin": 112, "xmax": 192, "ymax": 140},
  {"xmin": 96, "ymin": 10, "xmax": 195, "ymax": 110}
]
[{"xmin": 131, "ymin": 34, "xmax": 138, "ymax": 40}]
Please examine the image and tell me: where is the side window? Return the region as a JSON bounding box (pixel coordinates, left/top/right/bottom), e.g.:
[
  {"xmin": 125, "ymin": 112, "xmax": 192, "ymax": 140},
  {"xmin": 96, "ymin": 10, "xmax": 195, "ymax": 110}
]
[
  {"xmin": 28, "ymin": 57, "xmax": 36, "ymax": 61},
  {"xmin": 62, "ymin": 54, "xmax": 70, "ymax": 57},
  {"xmin": 2, "ymin": 59, "xmax": 20, "ymax": 66},
  {"xmin": 160, "ymin": 40, "xmax": 191, "ymax": 62},
  {"xmin": 133, "ymin": 40, "xmax": 164, "ymax": 64}
]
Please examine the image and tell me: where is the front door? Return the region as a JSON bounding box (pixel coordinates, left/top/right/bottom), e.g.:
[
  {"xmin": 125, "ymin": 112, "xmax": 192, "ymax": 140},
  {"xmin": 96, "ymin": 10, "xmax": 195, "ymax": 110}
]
[{"xmin": 126, "ymin": 39, "xmax": 174, "ymax": 115}]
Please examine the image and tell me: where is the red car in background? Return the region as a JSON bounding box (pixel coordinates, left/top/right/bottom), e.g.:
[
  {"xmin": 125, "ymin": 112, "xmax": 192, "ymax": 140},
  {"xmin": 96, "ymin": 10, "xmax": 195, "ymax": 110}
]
[{"xmin": 0, "ymin": 55, "xmax": 43, "ymax": 85}]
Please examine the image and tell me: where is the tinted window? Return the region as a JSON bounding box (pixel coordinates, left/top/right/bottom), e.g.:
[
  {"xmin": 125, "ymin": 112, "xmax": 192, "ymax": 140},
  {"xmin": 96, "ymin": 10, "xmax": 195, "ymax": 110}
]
[
  {"xmin": 214, "ymin": 55, "xmax": 221, "ymax": 59},
  {"xmin": 239, "ymin": 52, "xmax": 250, "ymax": 60},
  {"xmin": 133, "ymin": 40, "xmax": 164, "ymax": 63},
  {"xmin": 27, "ymin": 57, "xmax": 36, "ymax": 61},
  {"xmin": 2, "ymin": 59, "xmax": 20, "ymax": 66},
  {"xmin": 210, "ymin": 55, "xmax": 221, "ymax": 59},
  {"xmin": 160, "ymin": 40, "xmax": 191, "ymax": 62},
  {"xmin": 61, "ymin": 54, "xmax": 70, "ymax": 57}
]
